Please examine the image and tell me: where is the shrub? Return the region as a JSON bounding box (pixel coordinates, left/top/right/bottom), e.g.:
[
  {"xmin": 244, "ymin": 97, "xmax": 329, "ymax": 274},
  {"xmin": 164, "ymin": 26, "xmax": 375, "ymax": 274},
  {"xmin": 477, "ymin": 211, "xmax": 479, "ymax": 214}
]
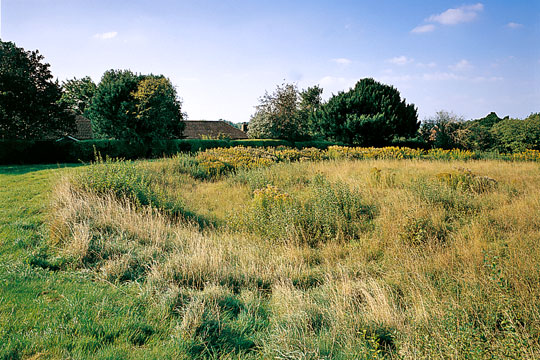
[
  {"xmin": 370, "ymin": 167, "xmax": 396, "ymax": 188},
  {"xmin": 74, "ymin": 155, "xmax": 183, "ymax": 215},
  {"xmin": 400, "ymin": 217, "xmax": 447, "ymax": 246},
  {"xmin": 410, "ymin": 179, "xmax": 478, "ymax": 215},
  {"xmin": 241, "ymin": 176, "xmax": 374, "ymax": 245},
  {"xmin": 243, "ymin": 184, "xmax": 297, "ymax": 241},
  {"xmin": 174, "ymin": 146, "xmax": 327, "ymax": 180},
  {"xmin": 326, "ymin": 146, "xmax": 478, "ymax": 161},
  {"xmin": 436, "ymin": 169, "xmax": 497, "ymax": 194}
]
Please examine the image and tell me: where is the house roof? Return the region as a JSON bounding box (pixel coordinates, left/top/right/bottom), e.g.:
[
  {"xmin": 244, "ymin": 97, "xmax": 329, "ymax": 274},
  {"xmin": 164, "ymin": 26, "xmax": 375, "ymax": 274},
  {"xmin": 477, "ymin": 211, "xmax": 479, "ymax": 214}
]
[
  {"xmin": 183, "ymin": 120, "xmax": 248, "ymax": 140},
  {"xmin": 73, "ymin": 115, "xmax": 93, "ymax": 140},
  {"xmin": 44, "ymin": 114, "xmax": 94, "ymax": 141}
]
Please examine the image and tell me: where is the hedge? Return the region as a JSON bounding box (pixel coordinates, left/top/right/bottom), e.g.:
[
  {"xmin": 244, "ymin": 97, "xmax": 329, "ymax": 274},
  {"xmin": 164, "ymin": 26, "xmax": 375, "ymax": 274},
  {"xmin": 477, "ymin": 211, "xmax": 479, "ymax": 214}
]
[{"xmin": 0, "ymin": 139, "xmax": 341, "ymax": 165}]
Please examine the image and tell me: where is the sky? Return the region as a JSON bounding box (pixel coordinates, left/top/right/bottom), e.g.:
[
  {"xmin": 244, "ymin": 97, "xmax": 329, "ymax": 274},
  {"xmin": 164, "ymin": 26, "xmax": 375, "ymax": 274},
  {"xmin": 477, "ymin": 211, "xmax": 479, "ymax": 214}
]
[{"xmin": 2, "ymin": 0, "xmax": 540, "ymax": 122}]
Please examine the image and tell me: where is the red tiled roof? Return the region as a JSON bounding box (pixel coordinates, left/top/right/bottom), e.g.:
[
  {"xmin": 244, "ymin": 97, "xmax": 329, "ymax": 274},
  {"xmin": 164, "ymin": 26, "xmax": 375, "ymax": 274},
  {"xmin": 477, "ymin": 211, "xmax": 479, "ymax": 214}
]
[
  {"xmin": 182, "ymin": 120, "xmax": 248, "ymax": 139},
  {"xmin": 73, "ymin": 115, "xmax": 93, "ymax": 140},
  {"xmin": 43, "ymin": 114, "xmax": 94, "ymax": 141}
]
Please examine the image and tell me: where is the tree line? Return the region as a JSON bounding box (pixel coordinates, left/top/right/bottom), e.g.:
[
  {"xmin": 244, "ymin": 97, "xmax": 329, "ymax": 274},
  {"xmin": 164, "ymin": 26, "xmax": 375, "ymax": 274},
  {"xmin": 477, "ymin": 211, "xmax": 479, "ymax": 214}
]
[
  {"xmin": 0, "ymin": 40, "xmax": 185, "ymax": 146},
  {"xmin": 420, "ymin": 110, "xmax": 540, "ymax": 153},
  {"xmin": 247, "ymin": 81, "xmax": 540, "ymax": 152},
  {"xmin": 1, "ymin": 39, "xmax": 538, "ymax": 153},
  {"xmin": 247, "ymin": 80, "xmax": 419, "ymax": 146}
]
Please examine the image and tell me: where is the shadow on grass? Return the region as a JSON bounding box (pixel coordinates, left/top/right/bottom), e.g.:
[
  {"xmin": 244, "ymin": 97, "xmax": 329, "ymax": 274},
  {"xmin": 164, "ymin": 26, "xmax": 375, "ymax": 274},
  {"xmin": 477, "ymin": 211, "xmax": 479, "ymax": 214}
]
[{"xmin": 0, "ymin": 163, "xmax": 84, "ymax": 175}]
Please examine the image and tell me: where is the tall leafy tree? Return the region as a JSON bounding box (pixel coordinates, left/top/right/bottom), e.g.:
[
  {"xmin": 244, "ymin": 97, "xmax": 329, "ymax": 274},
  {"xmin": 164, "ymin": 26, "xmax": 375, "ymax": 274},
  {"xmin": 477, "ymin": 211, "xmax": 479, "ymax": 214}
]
[
  {"xmin": 87, "ymin": 70, "xmax": 140, "ymax": 139},
  {"xmin": 460, "ymin": 112, "xmax": 504, "ymax": 151},
  {"xmin": 87, "ymin": 70, "xmax": 185, "ymax": 143},
  {"xmin": 0, "ymin": 40, "xmax": 74, "ymax": 139},
  {"xmin": 419, "ymin": 110, "xmax": 468, "ymax": 149},
  {"xmin": 248, "ymin": 83, "xmax": 309, "ymax": 141},
  {"xmin": 314, "ymin": 78, "xmax": 419, "ymax": 145},
  {"xmin": 59, "ymin": 76, "xmax": 97, "ymax": 116},
  {"xmin": 131, "ymin": 76, "xmax": 185, "ymax": 143},
  {"xmin": 299, "ymin": 85, "xmax": 323, "ymax": 137},
  {"xmin": 491, "ymin": 113, "xmax": 540, "ymax": 152}
]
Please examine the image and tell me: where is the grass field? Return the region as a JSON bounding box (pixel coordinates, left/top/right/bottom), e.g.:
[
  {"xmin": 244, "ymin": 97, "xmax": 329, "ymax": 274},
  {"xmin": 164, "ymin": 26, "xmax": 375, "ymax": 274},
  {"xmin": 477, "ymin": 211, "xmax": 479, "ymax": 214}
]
[{"xmin": 1, "ymin": 149, "xmax": 539, "ymax": 359}]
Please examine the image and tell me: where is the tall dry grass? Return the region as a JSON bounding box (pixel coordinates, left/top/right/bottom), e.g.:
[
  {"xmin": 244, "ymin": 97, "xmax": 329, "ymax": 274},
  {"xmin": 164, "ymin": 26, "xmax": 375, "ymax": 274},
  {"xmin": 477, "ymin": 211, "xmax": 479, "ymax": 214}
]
[{"xmin": 49, "ymin": 156, "xmax": 540, "ymax": 358}]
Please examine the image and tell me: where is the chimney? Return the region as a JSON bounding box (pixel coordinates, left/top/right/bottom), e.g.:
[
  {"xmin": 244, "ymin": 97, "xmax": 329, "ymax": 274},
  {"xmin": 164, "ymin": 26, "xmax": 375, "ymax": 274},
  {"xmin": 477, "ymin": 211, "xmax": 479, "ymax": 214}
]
[{"xmin": 241, "ymin": 122, "xmax": 248, "ymax": 133}]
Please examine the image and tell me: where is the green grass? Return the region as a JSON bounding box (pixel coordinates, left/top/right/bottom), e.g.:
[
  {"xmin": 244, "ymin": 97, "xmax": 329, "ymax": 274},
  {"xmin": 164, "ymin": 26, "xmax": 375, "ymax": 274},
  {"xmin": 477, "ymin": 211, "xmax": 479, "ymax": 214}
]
[{"xmin": 0, "ymin": 165, "xmax": 184, "ymax": 359}]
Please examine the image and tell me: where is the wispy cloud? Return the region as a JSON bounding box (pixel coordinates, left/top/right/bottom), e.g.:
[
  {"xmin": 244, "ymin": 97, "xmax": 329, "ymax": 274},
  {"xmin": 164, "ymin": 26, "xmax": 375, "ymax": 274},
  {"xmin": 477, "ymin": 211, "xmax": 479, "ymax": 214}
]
[
  {"xmin": 449, "ymin": 59, "xmax": 473, "ymax": 71},
  {"xmin": 506, "ymin": 22, "xmax": 523, "ymax": 29},
  {"xmin": 387, "ymin": 56, "xmax": 414, "ymax": 65},
  {"xmin": 411, "ymin": 3, "xmax": 483, "ymax": 34},
  {"xmin": 422, "ymin": 71, "xmax": 502, "ymax": 82},
  {"xmin": 331, "ymin": 58, "xmax": 352, "ymax": 65},
  {"xmin": 427, "ymin": 3, "xmax": 484, "ymax": 25},
  {"xmin": 411, "ymin": 24, "xmax": 436, "ymax": 34},
  {"xmin": 93, "ymin": 31, "xmax": 118, "ymax": 40}
]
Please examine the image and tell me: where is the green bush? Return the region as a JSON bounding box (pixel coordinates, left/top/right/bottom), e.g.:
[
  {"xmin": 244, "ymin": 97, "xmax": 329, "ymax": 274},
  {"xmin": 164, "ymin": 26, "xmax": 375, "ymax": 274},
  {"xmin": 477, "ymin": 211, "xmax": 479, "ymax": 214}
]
[
  {"xmin": 400, "ymin": 217, "xmax": 447, "ymax": 246},
  {"xmin": 436, "ymin": 169, "xmax": 497, "ymax": 194},
  {"xmin": 241, "ymin": 176, "xmax": 374, "ymax": 245},
  {"xmin": 75, "ymin": 155, "xmax": 183, "ymax": 215}
]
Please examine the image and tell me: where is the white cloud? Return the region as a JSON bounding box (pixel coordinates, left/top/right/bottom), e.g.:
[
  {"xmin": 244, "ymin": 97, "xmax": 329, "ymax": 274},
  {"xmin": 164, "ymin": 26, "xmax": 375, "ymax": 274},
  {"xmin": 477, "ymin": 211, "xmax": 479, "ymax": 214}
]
[
  {"xmin": 427, "ymin": 3, "xmax": 484, "ymax": 25},
  {"xmin": 421, "ymin": 71, "xmax": 501, "ymax": 83},
  {"xmin": 387, "ymin": 56, "xmax": 414, "ymax": 65},
  {"xmin": 411, "ymin": 24, "xmax": 436, "ymax": 34},
  {"xmin": 93, "ymin": 31, "xmax": 118, "ymax": 40},
  {"xmin": 331, "ymin": 58, "xmax": 352, "ymax": 65},
  {"xmin": 506, "ymin": 22, "xmax": 523, "ymax": 29},
  {"xmin": 449, "ymin": 59, "xmax": 473, "ymax": 71}
]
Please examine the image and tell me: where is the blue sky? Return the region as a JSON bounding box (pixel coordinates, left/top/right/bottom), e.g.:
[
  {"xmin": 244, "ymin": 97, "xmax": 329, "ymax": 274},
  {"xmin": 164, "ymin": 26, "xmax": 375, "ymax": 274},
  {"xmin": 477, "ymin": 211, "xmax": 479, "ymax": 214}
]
[{"xmin": 3, "ymin": 0, "xmax": 539, "ymax": 122}]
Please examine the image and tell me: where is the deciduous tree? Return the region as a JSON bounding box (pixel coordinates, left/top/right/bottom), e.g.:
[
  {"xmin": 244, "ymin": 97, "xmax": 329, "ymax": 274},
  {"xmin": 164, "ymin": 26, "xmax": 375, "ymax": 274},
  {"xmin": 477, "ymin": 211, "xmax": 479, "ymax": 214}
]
[
  {"xmin": 131, "ymin": 76, "xmax": 185, "ymax": 143},
  {"xmin": 87, "ymin": 69, "xmax": 140, "ymax": 140},
  {"xmin": 299, "ymin": 85, "xmax": 323, "ymax": 137},
  {"xmin": 0, "ymin": 40, "xmax": 74, "ymax": 139},
  {"xmin": 491, "ymin": 113, "xmax": 540, "ymax": 152},
  {"xmin": 248, "ymin": 83, "xmax": 308, "ymax": 141},
  {"xmin": 420, "ymin": 110, "xmax": 468, "ymax": 149},
  {"xmin": 60, "ymin": 76, "xmax": 97, "ymax": 116},
  {"xmin": 87, "ymin": 70, "xmax": 185, "ymax": 143}
]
